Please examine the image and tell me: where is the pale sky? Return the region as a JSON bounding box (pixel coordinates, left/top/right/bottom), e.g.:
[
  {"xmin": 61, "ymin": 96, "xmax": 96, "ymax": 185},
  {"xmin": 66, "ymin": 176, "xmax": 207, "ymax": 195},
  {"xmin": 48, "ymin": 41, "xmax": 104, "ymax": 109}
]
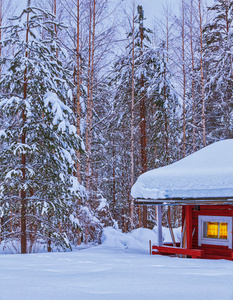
[
  {"xmin": 137, "ymin": 0, "xmax": 214, "ymax": 27},
  {"xmin": 15, "ymin": 0, "xmax": 215, "ymax": 21},
  {"xmin": 14, "ymin": 0, "xmax": 215, "ymax": 30},
  {"xmin": 139, "ymin": 0, "xmax": 176, "ymax": 24}
]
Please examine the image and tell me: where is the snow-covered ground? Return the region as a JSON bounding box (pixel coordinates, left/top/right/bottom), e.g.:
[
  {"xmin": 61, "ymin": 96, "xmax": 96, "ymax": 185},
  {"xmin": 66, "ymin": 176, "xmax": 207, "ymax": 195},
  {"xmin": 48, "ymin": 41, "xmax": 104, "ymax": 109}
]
[{"xmin": 1, "ymin": 227, "xmax": 233, "ymax": 300}]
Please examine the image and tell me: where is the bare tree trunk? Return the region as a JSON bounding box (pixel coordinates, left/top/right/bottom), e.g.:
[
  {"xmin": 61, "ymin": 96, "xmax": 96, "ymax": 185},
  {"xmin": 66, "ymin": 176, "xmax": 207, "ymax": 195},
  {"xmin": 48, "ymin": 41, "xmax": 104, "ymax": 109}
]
[
  {"xmin": 182, "ymin": 0, "xmax": 186, "ymax": 158},
  {"xmin": 198, "ymin": 0, "xmax": 206, "ymax": 147},
  {"xmin": 112, "ymin": 137, "xmax": 116, "ymax": 220},
  {"xmin": 223, "ymin": 0, "xmax": 233, "ymax": 81},
  {"xmin": 10, "ymin": 199, "xmax": 13, "ymax": 233},
  {"xmin": 21, "ymin": 0, "xmax": 31, "ymax": 254},
  {"xmin": 190, "ymin": 0, "xmax": 196, "ymax": 152},
  {"xmin": 166, "ymin": 11, "xmax": 169, "ymax": 64},
  {"xmin": 163, "ymin": 59, "xmax": 169, "ymax": 164},
  {"xmin": 73, "ymin": 0, "xmax": 82, "ymax": 245},
  {"xmin": 164, "ymin": 8, "xmax": 170, "ymax": 164},
  {"xmin": 84, "ymin": 1, "xmax": 92, "ymax": 245},
  {"xmin": 90, "ymin": 0, "xmax": 96, "ymax": 185},
  {"xmin": 53, "ymin": 0, "xmax": 58, "ymax": 59},
  {"xmin": 86, "ymin": 1, "xmax": 92, "ymax": 193},
  {"xmin": 139, "ymin": 89, "xmax": 147, "ymax": 173},
  {"xmin": 0, "ymin": 0, "xmax": 2, "ymax": 243},
  {"xmin": 138, "ymin": 7, "xmax": 147, "ymax": 228},
  {"xmin": 85, "ymin": 0, "xmax": 96, "ymax": 243},
  {"xmin": 121, "ymin": 207, "xmax": 125, "ymax": 233},
  {"xmin": 141, "ymin": 94, "xmax": 147, "ymax": 229},
  {"xmin": 0, "ymin": 0, "xmax": 2, "ymax": 78},
  {"xmin": 224, "ymin": 0, "xmax": 233, "ymax": 137},
  {"xmin": 54, "ymin": 0, "xmax": 57, "ymax": 36},
  {"xmin": 76, "ymin": 0, "xmax": 81, "ymax": 182},
  {"xmin": 130, "ymin": 2, "xmax": 135, "ymax": 231},
  {"xmin": 48, "ymin": 0, "xmax": 58, "ymax": 252}
]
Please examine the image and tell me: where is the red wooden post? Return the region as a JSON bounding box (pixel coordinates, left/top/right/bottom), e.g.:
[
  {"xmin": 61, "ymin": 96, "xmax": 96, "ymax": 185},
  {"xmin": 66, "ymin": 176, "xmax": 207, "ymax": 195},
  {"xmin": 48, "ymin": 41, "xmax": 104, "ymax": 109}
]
[{"xmin": 186, "ymin": 206, "xmax": 192, "ymax": 249}]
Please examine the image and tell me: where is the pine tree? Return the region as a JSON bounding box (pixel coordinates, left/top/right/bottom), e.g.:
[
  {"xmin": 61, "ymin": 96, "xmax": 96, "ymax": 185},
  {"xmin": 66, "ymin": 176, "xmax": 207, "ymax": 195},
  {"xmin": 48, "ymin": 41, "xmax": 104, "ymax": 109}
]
[
  {"xmin": 107, "ymin": 6, "xmax": 180, "ymax": 230},
  {"xmin": 0, "ymin": 4, "xmax": 85, "ymax": 253},
  {"xmin": 148, "ymin": 42, "xmax": 179, "ymax": 168},
  {"xmin": 203, "ymin": 0, "xmax": 233, "ymax": 141}
]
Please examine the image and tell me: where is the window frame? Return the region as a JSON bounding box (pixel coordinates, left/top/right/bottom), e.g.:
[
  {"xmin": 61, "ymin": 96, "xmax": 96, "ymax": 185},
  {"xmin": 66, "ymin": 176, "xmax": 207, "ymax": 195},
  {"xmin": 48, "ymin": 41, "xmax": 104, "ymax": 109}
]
[{"xmin": 198, "ymin": 215, "xmax": 232, "ymax": 249}]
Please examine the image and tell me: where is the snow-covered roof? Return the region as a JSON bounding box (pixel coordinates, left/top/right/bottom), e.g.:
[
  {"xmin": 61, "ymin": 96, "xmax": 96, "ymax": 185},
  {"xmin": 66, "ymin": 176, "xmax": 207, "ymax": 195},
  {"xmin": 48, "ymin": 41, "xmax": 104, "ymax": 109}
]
[{"xmin": 131, "ymin": 139, "xmax": 233, "ymax": 205}]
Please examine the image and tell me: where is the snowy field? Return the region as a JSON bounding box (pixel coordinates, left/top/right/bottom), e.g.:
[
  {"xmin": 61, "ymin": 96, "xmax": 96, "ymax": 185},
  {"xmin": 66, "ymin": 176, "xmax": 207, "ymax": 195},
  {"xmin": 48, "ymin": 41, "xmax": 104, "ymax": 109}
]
[{"xmin": 1, "ymin": 227, "xmax": 233, "ymax": 300}]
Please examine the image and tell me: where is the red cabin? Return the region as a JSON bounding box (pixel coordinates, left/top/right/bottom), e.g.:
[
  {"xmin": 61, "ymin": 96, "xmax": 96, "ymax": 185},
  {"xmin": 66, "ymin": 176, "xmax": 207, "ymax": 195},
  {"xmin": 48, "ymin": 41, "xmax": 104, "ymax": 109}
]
[{"xmin": 131, "ymin": 139, "xmax": 233, "ymax": 260}]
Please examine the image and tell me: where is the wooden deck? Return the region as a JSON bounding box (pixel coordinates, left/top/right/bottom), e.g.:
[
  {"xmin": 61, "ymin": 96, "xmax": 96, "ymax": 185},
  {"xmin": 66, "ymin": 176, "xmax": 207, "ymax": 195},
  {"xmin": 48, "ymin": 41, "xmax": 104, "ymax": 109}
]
[
  {"xmin": 152, "ymin": 245, "xmax": 233, "ymax": 260},
  {"xmin": 152, "ymin": 245, "xmax": 204, "ymax": 258}
]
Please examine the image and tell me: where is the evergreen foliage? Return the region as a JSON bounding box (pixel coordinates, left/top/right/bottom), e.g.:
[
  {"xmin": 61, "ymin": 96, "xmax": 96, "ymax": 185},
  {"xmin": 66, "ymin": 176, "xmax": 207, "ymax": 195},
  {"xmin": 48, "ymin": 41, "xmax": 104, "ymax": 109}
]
[
  {"xmin": 1, "ymin": 0, "xmax": 233, "ymax": 251},
  {"xmin": 106, "ymin": 7, "xmax": 180, "ymax": 229},
  {"xmin": 203, "ymin": 0, "xmax": 233, "ymax": 141},
  {"xmin": 0, "ymin": 5, "xmax": 85, "ymax": 252}
]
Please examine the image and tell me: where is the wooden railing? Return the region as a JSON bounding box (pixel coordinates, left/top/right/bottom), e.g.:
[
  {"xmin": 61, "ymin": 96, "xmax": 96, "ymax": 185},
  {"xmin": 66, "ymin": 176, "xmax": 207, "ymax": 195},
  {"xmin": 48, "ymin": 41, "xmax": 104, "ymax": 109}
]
[{"xmin": 152, "ymin": 245, "xmax": 204, "ymax": 258}]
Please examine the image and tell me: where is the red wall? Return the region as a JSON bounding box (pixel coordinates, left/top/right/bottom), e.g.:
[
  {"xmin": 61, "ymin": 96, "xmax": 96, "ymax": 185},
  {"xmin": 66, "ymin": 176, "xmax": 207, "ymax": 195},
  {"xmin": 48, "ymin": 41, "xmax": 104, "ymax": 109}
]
[{"xmin": 183, "ymin": 205, "xmax": 233, "ymax": 259}]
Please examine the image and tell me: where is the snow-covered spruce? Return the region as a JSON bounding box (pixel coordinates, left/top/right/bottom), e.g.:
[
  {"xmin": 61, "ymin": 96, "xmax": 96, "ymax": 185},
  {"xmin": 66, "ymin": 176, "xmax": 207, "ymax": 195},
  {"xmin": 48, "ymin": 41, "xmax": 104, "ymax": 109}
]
[
  {"xmin": 203, "ymin": 0, "xmax": 233, "ymax": 141},
  {"xmin": 108, "ymin": 9, "xmax": 179, "ymax": 228},
  {"xmin": 0, "ymin": 5, "xmax": 86, "ymax": 253}
]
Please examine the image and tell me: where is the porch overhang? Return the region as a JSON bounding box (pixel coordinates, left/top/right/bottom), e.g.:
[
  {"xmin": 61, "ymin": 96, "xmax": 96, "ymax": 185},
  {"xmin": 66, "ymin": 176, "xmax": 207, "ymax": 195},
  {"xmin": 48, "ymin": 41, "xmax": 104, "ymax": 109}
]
[
  {"xmin": 134, "ymin": 196, "xmax": 233, "ymax": 206},
  {"xmin": 131, "ymin": 140, "xmax": 233, "ymax": 205}
]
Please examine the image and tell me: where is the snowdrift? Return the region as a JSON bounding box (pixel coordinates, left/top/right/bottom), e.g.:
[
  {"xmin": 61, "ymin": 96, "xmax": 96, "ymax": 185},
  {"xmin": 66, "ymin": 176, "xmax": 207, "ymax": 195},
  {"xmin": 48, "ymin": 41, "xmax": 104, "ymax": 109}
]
[{"xmin": 101, "ymin": 226, "xmax": 181, "ymax": 252}]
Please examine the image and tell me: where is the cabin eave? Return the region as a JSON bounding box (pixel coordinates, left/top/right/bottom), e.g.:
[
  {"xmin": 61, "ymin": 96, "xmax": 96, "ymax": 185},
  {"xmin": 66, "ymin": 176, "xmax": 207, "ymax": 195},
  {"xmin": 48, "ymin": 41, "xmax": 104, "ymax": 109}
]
[{"xmin": 134, "ymin": 196, "xmax": 233, "ymax": 206}]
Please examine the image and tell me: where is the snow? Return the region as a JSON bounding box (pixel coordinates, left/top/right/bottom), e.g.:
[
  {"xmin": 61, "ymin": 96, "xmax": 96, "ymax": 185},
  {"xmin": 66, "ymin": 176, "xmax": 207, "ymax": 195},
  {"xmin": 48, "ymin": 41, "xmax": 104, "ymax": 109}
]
[
  {"xmin": 131, "ymin": 139, "xmax": 233, "ymax": 200},
  {"xmin": 5, "ymin": 169, "xmax": 22, "ymax": 179},
  {"xmin": 69, "ymin": 176, "xmax": 86, "ymax": 197},
  {"xmin": 58, "ymin": 120, "xmax": 66, "ymax": 132},
  {"xmin": 69, "ymin": 214, "xmax": 80, "ymax": 228},
  {"xmin": 97, "ymin": 196, "xmax": 109, "ymax": 211},
  {"xmin": 43, "ymin": 91, "xmax": 73, "ymax": 131},
  {"xmin": 0, "ymin": 130, "xmax": 6, "ymax": 138},
  {"xmin": 101, "ymin": 226, "xmax": 181, "ymax": 250},
  {"xmin": 41, "ymin": 201, "xmax": 49, "ymax": 215},
  {"xmin": 1, "ymin": 227, "xmax": 233, "ymax": 300}
]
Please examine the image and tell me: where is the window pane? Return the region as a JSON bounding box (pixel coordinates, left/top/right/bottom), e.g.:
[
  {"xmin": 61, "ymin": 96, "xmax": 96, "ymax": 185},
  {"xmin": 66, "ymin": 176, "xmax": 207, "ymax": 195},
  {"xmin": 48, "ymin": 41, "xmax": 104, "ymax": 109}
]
[
  {"xmin": 219, "ymin": 222, "xmax": 228, "ymax": 239},
  {"xmin": 206, "ymin": 222, "xmax": 218, "ymax": 238}
]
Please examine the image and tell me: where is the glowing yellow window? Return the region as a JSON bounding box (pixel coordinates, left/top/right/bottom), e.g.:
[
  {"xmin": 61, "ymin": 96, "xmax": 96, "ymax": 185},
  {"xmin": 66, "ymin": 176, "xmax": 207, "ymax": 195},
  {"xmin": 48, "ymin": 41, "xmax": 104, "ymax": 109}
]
[
  {"xmin": 219, "ymin": 222, "xmax": 228, "ymax": 239},
  {"xmin": 198, "ymin": 216, "xmax": 232, "ymax": 248},
  {"xmin": 207, "ymin": 222, "xmax": 218, "ymax": 238},
  {"xmin": 205, "ymin": 222, "xmax": 228, "ymax": 239}
]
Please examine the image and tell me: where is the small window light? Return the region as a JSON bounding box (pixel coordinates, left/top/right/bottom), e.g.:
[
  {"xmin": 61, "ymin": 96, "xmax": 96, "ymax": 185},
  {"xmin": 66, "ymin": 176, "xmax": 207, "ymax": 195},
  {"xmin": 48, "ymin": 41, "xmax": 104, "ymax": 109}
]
[
  {"xmin": 198, "ymin": 216, "xmax": 232, "ymax": 249},
  {"xmin": 203, "ymin": 222, "xmax": 228, "ymax": 239}
]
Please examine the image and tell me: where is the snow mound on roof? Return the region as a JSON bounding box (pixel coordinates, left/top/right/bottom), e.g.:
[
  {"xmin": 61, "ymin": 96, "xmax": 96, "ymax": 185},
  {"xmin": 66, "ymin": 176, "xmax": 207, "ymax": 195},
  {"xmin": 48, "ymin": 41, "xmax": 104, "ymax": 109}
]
[
  {"xmin": 101, "ymin": 226, "xmax": 181, "ymax": 252},
  {"xmin": 131, "ymin": 139, "xmax": 233, "ymax": 200}
]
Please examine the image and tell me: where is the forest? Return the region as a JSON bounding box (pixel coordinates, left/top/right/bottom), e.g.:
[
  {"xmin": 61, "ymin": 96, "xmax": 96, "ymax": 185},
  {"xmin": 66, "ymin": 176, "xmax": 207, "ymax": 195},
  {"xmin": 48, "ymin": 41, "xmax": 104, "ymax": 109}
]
[{"xmin": 0, "ymin": 0, "xmax": 232, "ymax": 254}]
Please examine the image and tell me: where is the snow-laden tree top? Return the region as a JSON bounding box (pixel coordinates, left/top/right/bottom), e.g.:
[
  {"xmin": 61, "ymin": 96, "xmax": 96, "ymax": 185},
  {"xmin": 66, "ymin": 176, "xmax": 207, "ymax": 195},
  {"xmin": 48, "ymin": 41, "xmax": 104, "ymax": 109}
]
[{"xmin": 131, "ymin": 139, "xmax": 233, "ymax": 202}]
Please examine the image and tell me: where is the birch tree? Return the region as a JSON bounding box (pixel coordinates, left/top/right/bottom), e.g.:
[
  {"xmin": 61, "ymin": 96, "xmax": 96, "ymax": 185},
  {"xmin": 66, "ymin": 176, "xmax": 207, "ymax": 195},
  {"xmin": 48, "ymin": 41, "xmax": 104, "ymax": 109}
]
[{"xmin": 130, "ymin": 1, "xmax": 135, "ymax": 230}]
